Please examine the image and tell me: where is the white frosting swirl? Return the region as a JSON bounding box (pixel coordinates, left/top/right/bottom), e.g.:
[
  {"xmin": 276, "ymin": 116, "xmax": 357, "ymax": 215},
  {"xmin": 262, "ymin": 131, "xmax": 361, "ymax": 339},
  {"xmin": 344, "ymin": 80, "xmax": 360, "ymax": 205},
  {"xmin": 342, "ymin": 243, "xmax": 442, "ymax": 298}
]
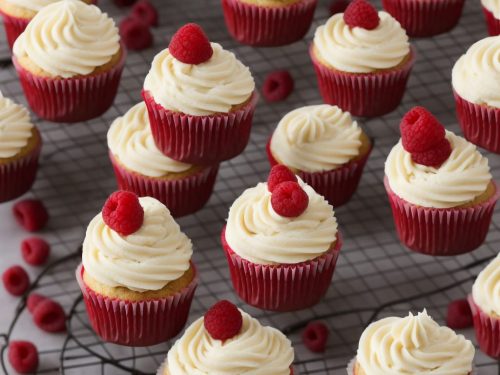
[
  {"xmin": 4, "ymin": 0, "xmax": 88, "ymax": 13},
  {"xmin": 108, "ymin": 103, "xmax": 192, "ymax": 178},
  {"xmin": 0, "ymin": 92, "xmax": 33, "ymax": 158},
  {"xmin": 13, "ymin": 0, "xmax": 120, "ymax": 78},
  {"xmin": 165, "ymin": 309, "xmax": 294, "ymax": 375},
  {"xmin": 452, "ymin": 36, "xmax": 500, "ymax": 108},
  {"xmin": 143, "ymin": 43, "xmax": 255, "ymax": 116},
  {"xmin": 82, "ymin": 197, "xmax": 193, "ymax": 292},
  {"xmin": 313, "ymin": 12, "xmax": 410, "ymax": 73},
  {"xmin": 270, "ymin": 105, "xmax": 362, "ymax": 172},
  {"xmin": 482, "ymin": 0, "xmax": 500, "ymax": 18},
  {"xmin": 472, "ymin": 253, "xmax": 500, "ymax": 316},
  {"xmin": 385, "ymin": 131, "xmax": 492, "ymax": 208},
  {"xmin": 225, "ymin": 179, "xmax": 338, "ymax": 265},
  {"xmin": 357, "ymin": 310, "xmax": 475, "ymax": 375}
]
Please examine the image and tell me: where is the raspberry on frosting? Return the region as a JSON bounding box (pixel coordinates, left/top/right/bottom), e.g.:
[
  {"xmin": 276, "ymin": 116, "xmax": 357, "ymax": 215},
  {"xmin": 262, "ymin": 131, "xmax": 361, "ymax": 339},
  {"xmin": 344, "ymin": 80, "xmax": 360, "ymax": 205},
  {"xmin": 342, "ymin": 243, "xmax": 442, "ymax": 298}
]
[
  {"xmin": 343, "ymin": 0, "xmax": 380, "ymax": 30},
  {"xmin": 204, "ymin": 300, "xmax": 243, "ymax": 340},
  {"xmin": 271, "ymin": 181, "xmax": 309, "ymax": 218},
  {"xmin": 102, "ymin": 191, "xmax": 144, "ymax": 236},
  {"xmin": 169, "ymin": 23, "xmax": 213, "ymax": 65},
  {"xmin": 267, "ymin": 165, "xmax": 297, "ymax": 192}
]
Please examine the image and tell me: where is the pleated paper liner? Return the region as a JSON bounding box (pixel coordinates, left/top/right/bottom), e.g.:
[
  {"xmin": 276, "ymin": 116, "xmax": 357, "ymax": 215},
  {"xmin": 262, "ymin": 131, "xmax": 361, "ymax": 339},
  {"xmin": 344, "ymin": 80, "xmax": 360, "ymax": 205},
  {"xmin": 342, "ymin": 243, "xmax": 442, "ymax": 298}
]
[
  {"xmin": 0, "ymin": 10, "xmax": 29, "ymax": 50},
  {"xmin": 482, "ymin": 5, "xmax": 500, "ymax": 35},
  {"xmin": 347, "ymin": 357, "xmax": 477, "ymax": 374},
  {"xmin": 468, "ymin": 295, "xmax": 500, "ymax": 359},
  {"xmin": 157, "ymin": 359, "xmax": 295, "ymax": 375}
]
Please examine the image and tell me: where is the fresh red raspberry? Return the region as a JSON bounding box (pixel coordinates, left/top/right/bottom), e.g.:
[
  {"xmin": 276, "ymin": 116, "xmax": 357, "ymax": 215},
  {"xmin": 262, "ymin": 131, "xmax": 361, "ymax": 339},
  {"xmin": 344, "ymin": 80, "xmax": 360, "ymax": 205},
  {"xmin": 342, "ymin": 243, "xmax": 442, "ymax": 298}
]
[
  {"xmin": 411, "ymin": 138, "xmax": 452, "ymax": 167},
  {"xmin": 27, "ymin": 293, "xmax": 47, "ymax": 314},
  {"xmin": 13, "ymin": 199, "xmax": 49, "ymax": 232},
  {"xmin": 169, "ymin": 23, "xmax": 213, "ymax": 65},
  {"xmin": 33, "ymin": 299, "xmax": 66, "ymax": 333},
  {"xmin": 268, "ymin": 165, "xmax": 297, "ymax": 192},
  {"xmin": 204, "ymin": 300, "xmax": 242, "ymax": 340},
  {"xmin": 329, "ymin": 0, "xmax": 351, "ymax": 15},
  {"xmin": 102, "ymin": 191, "xmax": 144, "ymax": 236},
  {"xmin": 400, "ymin": 107, "xmax": 446, "ymax": 153},
  {"xmin": 132, "ymin": 0, "xmax": 158, "ymax": 27},
  {"xmin": 302, "ymin": 321, "xmax": 330, "ymax": 353},
  {"xmin": 343, "ymin": 0, "xmax": 380, "ymax": 30},
  {"xmin": 8, "ymin": 341, "xmax": 38, "ymax": 374},
  {"xmin": 271, "ymin": 181, "xmax": 309, "ymax": 218},
  {"xmin": 21, "ymin": 237, "xmax": 50, "ymax": 266},
  {"xmin": 262, "ymin": 70, "xmax": 294, "ymax": 103},
  {"xmin": 113, "ymin": 0, "xmax": 136, "ymax": 7},
  {"xmin": 119, "ymin": 17, "xmax": 153, "ymax": 51},
  {"xmin": 446, "ymin": 299, "xmax": 473, "ymax": 329},
  {"xmin": 2, "ymin": 266, "xmax": 30, "ymax": 296}
]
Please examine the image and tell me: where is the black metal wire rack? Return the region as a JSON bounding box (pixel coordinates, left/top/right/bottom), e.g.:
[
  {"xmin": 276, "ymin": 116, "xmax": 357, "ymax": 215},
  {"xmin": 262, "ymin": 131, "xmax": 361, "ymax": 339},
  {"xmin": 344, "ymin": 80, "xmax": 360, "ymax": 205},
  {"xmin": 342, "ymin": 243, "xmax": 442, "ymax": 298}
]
[{"xmin": 0, "ymin": 0, "xmax": 499, "ymax": 373}]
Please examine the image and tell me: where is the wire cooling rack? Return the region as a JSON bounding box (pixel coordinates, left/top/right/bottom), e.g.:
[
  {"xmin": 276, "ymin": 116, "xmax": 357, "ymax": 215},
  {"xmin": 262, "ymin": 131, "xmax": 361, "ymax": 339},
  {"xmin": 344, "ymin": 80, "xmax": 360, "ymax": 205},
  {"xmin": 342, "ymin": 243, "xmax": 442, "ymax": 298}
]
[{"xmin": 0, "ymin": 0, "xmax": 499, "ymax": 373}]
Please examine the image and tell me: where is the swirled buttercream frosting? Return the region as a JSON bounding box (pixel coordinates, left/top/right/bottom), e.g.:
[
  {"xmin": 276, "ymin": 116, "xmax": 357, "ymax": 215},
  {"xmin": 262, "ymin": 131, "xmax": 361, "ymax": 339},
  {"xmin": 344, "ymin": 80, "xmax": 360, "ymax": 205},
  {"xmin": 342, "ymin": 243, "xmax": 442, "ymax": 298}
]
[
  {"xmin": 472, "ymin": 253, "xmax": 500, "ymax": 316},
  {"xmin": 4, "ymin": 0, "xmax": 88, "ymax": 13},
  {"xmin": 0, "ymin": 92, "xmax": 33, "ymax": 158}
]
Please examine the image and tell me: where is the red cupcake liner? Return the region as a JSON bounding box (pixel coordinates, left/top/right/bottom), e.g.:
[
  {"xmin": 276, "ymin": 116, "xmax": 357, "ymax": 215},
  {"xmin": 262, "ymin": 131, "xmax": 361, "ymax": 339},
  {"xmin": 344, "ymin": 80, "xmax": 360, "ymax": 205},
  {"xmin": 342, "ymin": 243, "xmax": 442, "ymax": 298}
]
[
  {"xmin": 0, "ymin": 128, "xmax": 41, "ymax": 203},
  {"xmin": 109, "ymin": 152, "xmax": 219, "ymax": 217},
  {"xmin": 347, "ymin": 358, "xmax": 476, "ymax": 375},
  {"xmin": 310, "ymin": 46, "xmax": 415, "ymax": 118},
  {"xmin": 384, "ymin": 177, "xmax": 499, "ymax": 256},
  {"xmin": 13, "ymin": 47, "xmax": 126, "ymax": 123},
  {"xmin": 221, "ymin": 226, "xmax": 342, "ymax": 312},
  {"xmin": 482, "ymin": 5, "xmax": 500, "ymax": 35},
  {"xmin": 454, "ymin": 92, "xmax": 500, "ymax": 154},
  {"xmin": 382, "ymin": 0, "xmax": 465, "ymax": 37},
  {"xmin": 76, "ymin": 264, "xmax": 197, "ymax": 347},
  {"xmin": 221, "ymin": 0, "xmax": 317, "ymax": 47},
  {"xmin": 0, "ymin": 10, "xmax": 29, "ymax": 50},
  {"xmin": 157, "ymin": 360, "xmax": 295, "ymax": 375},
  {"xmin": 468, "ymin": 295, "xmax": 500, "ymax": 359},
  {"xmin": 142, "ymin": 90, "xmax": 258, "ymax": 165},
  {"xmin": 266, "ymin": 136, "xmax": 372, "ymax": 207}
]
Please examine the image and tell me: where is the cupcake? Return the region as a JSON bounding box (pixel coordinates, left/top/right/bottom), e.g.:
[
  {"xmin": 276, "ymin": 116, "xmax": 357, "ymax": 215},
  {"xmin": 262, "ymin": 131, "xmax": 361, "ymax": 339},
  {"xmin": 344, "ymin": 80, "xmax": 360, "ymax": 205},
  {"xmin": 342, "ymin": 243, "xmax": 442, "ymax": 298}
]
[
  {"xmin": 382, "ymin": 0, "xmax": 465, "ymax": 37},
  {"xmin": 0, "ymin": 92, "xmax": 41, "ymax": 203},
  {"xmin": 0, "ymin": 0, "xmax": 94, "ymax": 50},
  {"xmin": 267, "ymin": 105, "xmax": 372, "ymax": 207},
  {"xmin": 348, "ymin": 310, "xmax": 475, "ymax": 374},
  {"xmin": 222, "ymin": 165, "xmax": 342, "ymax": 311},
  {"xmin": 482, "ymin": 0, "xmax": 500, "ymax": 35},
  {"xmin": 468, "ymin": 253, "xmax": 499, "ymax": 359},
  {"xmin": 310, "ymin": 0, "xmax": 414, "ymax": 117},
  {"xmin": 221, "ymin": 0, "xmax": 318, "ymax": 46},
  {"xmin": 142, "ymin": 23, "xmax": 257, "ymax": 165},
  {"xmin": 452, "ymin": 36, "xmax": 500, "ymax": 153},
  {"xmin": 77, "ymin": 191, "xmax": 197, "ymax": 346},
  {"xmin": 107, "ymin": 103, "xmax": 219, "ymax": 218},
  {"xmin": 385, "ymin": 107, "xmax": 498, "ymax": 256},
  {"xmin": 12, "ymin": 0, "xmax": 125, "ymax": 123},
  {"xmin": 158, "ymin": 300, "xmax": 295, "ymax": 374}
]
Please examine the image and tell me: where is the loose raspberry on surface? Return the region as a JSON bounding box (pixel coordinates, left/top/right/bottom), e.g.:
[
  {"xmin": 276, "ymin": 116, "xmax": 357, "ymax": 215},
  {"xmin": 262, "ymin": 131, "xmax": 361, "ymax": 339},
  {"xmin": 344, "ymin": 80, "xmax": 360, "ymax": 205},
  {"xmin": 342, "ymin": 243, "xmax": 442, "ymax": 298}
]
[
  {"xmin": 204, "ymin": 300, "xmax": 243, "ymax": 340},
  {"xmin": 268, "ymin": 165, "xmax": 297, "ymax": 192},
  {"xmin": 132, "ymin": 0, "xmax": 158, "ymax": 27},
  {"xmin": 120, "ymin": 17, "xmax": 153, "ymax": 51},
  {"xmin": 169, "ymin": 23, "xmax": 213, "ymax": 65},
  {"xmin": 2, "ymin": 266, "xmax": 30, "ymax": 296},
  {"xmin": 8, "ymin": 341, "xmax": 38, "ymax": 374},
  {"xmin": 329, "ymin": 0, "xmax": 351, "ymax": 15},
  {"xmin": 302, "ymin": 321, "xmax": 330, "ymax": 353},
  {"xmin": 262, "ymin": 70, "xmax": 294, "ymax": 103},
  {"xmin": 13, "ymin": 199, "xmax": 49, "ymax": 232},
  {"xmin": 400, "ymin": 106, "xmax": 446, "ymax": 153},
  {"xmin": 343, "ymin": 0, "xmax": 380, "ymax": 30},
  {"xmin": 271, "ymin": 181, "xmax": 309, "ymax": 218},
  {"xmin": 33, "ymin": 299, "xmax": 66, "ymax": 333},
  {"xmin": 27, "ymin": 293, "xmax": 47, "ymax": 314},
  {"xmin": 102, "ymin": 191, "xmax": 144, "ymax": 236},
  {"xmin": 21, "ymin": 237, "xmax": 50, "ymax": 266},
  {"xmin": 446, "ymin": 299, "xmax": 473, "ymax": 329},
  {"xmin": 411, "ymin": 138, "xmax": 451, "ymax": 167}
]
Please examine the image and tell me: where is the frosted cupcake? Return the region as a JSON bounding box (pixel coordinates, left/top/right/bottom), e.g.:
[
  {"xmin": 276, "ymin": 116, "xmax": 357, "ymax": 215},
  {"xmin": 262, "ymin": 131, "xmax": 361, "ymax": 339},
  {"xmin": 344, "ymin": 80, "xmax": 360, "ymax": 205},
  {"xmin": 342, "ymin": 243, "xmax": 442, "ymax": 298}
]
[
  {"xmin": 469, "ymin": 253, "xmax": 499, "ymax": 358},
  {"xmin": 348, "ymin": 310, "xmax": 475, "ymax": 374},
  {"xmin": 142, "ymin": 23, "xmax": 256, "ymax": 165},
  {"xmin": 12, "ymin": 0, "xmax": 124, "ymax": 123},
  {"xmin": 310, "ymin": 0, "xmax": 414, "ymax": 117},
  {"xmin": 267, "ymin": 105, "xmax": 372, "ymax": 207},
  {"xmin": 221, "ymin": 0, "xmax": 318, "ymax": 46},
  {"xmin": 385, "ymin": 107, "xmax": 498, "ymax": 255},
  {"xmin": 158, "ymin": 300, "xmax": 295, "ymax": 374},
  {"xmin": 452, "ymin": 36, "xmax": 500, "ymax": 153},
  {"xmin": 482, "ymin": 0, "xmax": 500, "ymax": 35},
  {"xmin": 107, "ymin": 103, "xmax": 218, "ymax": 217},
  {"xmin": 0, "ymin": 92, "xmax": 41, "ymax": 203},
  {"xmin": 77, "ymin": 191, "xmax": 197, "ymax": 346},
  {"xmin": 222, "ymin": 165, "xmax": 342, "ymax": 311}
]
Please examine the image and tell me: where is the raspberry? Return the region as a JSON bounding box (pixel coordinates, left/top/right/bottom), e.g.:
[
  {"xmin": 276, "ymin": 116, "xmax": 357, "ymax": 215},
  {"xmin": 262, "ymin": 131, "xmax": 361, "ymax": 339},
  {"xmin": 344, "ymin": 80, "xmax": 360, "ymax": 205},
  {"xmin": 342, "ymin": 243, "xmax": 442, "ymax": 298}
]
[
  {"xmin": 204, "ymin": 300, "xmax": 242, "ymax": 341},
  {"xmin": 2, "ymin": 266, "xmax": 30, "ymax": 296},
  {"xmin": 102, "ymin": 191, "xmax": 144, "ymax": 236},
  {"xmin": 8, "ymin": 341, "xmax": 38, "ymax": 374},
  {"xmin": 27, "ymin": 293, "xmax": 47, "ymax": 314},
  {"xmin": 446, "ymin": 299, "xmax": 473, "ymax": 329},
  {"xmin": 169, "ymin": 23, "xmax": 213, "ymax": 65},
  {"xmin": 132, "ymin": 0, "xmax": 158, "ymax": 27},
  {"xmin": 302, "ymin": 321, "xmax": 330, "ymax": 353},
  {"xmin": 262, "ymin": 70, "xmax": 294, "ymax": 103},
  {"xmin": 21, "ymin": 237, "xmax": 50, "ymax": 266},
  {"xmin": 411, "ymin": 138, "xmax": 452, "ymax": 168},
  {"xmin": 271, "ymin": 181, "xmax": 309, "ymax": 218},
  {"xmin": 400, "ymin": 107, "xmax": 446, "ymax": 153},
  {"xmin": 33, "ymin": 299, "xmax": 66, "ymax": 333},
  {"xmin": 343, "ymin": 0, "xmax": 380, "ymax": 30},
  {"xmin": 119, "ymin": 17, "xmax": 153, "ymax": 51},
  {"xmin": 113, "ymin": 0, "xmax": 136, "ymax": 6},
  {"xmin": 329, "ymin": 0, "xmax": 350, "ymax": 15},
  {"xmin": 13, "ymin": 199, "xmax": 49, "ymax": 232},
  {"xmin": 267, "ymin": 165, "xmax": 297, "ymax": 192}
]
